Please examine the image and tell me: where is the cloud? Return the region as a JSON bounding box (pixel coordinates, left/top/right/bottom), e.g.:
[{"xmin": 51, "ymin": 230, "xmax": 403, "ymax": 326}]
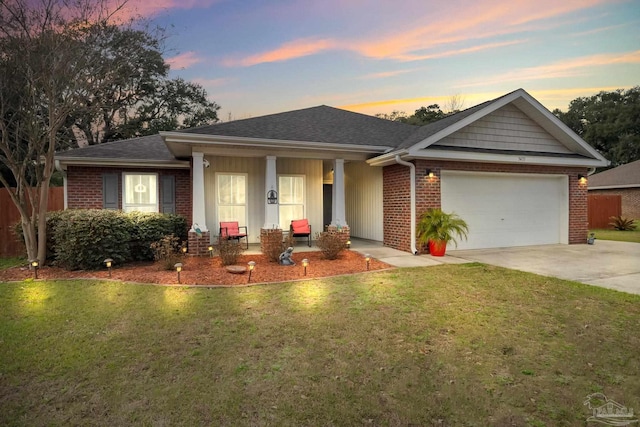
[
  {"xmin": 360, "ymin": 69, "xmax": 417, "ymax": 80},
  {"xmin": 167, "ymin": 52, "xmax": 204, "ymax": 70},
  {"xmin": 222, "ymin": 38, "xmax": 337, "ymax": 67},
  {"xmin": 222, "ymin": 0, "xmax": 611, "ymax": 67},
  {"xmin": 456, "ymin": 50, "xmax": 640, "ymax": 87},
  {"xmin": 111, "ymin": 0, "xmax": 221, "ymax": 19}
]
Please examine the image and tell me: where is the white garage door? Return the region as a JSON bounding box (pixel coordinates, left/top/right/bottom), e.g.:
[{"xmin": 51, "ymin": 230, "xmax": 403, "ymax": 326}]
[{"xmin": 441, "ymin": 171, "xmax": 568, "ymax": 250}]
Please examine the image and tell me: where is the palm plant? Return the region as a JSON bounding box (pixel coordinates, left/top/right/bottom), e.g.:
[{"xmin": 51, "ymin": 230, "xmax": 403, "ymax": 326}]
[{"xmin": 416, "ymin": 208, "xmax": 469, "ymax": 248}]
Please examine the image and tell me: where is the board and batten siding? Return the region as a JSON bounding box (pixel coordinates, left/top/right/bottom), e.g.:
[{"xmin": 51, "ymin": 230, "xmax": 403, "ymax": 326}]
[
  {"xmin": 203, "ymin": 156, "xmax": 323, "ymax": 243},
  {"xmin": 434, "ymin": 104, "xmax": 573, "ymax": 154},
  {"xmin": 345, "ymin": 162, "xmax": 383, "ymax": 241}
]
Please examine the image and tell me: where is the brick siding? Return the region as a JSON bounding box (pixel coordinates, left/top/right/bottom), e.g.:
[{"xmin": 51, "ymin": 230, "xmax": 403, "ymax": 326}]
[
  {"xmin": 383, "ymin": 160, "xmax": 589, "ymax": 253},
  {"xmin": 589, "ymin": 188, "xmax": 640, "ymax": 220},
  {"xmin": 66, "ymin": 166, "xmax": 192, "ymax": 221}
]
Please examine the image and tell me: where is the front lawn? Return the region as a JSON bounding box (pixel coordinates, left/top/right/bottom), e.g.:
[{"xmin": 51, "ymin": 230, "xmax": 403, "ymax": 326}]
[
  {"xmin": 2, "ymin": 265, "xmax": 639, "ymax": 426},
  {"xmin": 589, "ymin": 227, "xmax": 640, "ymax": 243}
]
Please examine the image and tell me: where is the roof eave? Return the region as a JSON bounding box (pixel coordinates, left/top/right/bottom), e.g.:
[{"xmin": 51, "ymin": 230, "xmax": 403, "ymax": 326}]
[
  {"xmin": 588, "ymin": 184, "xmax": 640, "ymax": 190},
  {"xmin": 56, "ymin": 157, "xmax": 190, "ymax": 169},
  {"xmin": 160, "ymin": 132, "xmax": 392, "ymax": 158}
]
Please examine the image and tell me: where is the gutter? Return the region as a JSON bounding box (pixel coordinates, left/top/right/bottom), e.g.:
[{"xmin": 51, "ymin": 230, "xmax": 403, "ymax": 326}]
[{"xmin": 394, "ymin": 155, "xmax": 418, "ymax": 255}]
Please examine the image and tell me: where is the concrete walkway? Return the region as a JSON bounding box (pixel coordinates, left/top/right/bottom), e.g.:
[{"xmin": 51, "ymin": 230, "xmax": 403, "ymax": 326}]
[{"xmin": 349, "ymin": 238, "xmax": 468, "ymax": 268}]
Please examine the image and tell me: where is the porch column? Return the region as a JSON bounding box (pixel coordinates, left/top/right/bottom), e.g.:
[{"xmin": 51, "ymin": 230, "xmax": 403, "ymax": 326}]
[
  {"xmin": 331, "ymin": 158, "xmax": 348, "ymax": 228},
  {"xmin": 263, "ymin": 155, "xmax": 279, "ymax": 229},
  {"xmin": 191, "ymin": 152, "xmax": 208, "ymax": 232}
]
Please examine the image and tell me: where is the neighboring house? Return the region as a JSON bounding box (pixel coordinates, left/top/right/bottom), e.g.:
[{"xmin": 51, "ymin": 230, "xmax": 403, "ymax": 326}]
[
  {"xmin": 54, "ymin": 88, "xmax": 609, "ymax": 255},
  {"xmin": 588, "ymin": 159, "xmax": 640, "ymax": 220}
]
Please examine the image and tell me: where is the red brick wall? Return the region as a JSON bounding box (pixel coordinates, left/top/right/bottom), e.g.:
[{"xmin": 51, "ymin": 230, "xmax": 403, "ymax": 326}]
[
  {"xmin": 66, "ymin": 166, "xmax": 192, "ymax": 221},
  {"xmin": 589, "ymin": 188, "xmax": 640, "ymax": 220},
  {"xmin": 383, "ymin": 160, "xmax": 589, "ymax": 252}
]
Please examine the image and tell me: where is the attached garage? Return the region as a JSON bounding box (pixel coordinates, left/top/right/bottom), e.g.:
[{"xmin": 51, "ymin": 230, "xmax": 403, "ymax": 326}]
[{"xmin": 441, "ymin": 171, "xmax": 568, "ymax": 250}]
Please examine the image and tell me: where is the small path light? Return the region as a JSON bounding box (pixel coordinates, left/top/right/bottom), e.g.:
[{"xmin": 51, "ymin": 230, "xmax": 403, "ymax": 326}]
[
  {"xmin": 174, "ymin": 262, "xmax": 183, "ymax": 284},
  {"xmin": 104, "ymin": 258, "xmax": 113, "ymax": 278},
  {"xmin": 29, "ymin": 259, "xmax": 39, "ymax": 279},
  {"xmin": 302, "ymin": 258, "xmax": 309, "ymax": 276},
  {"xmin": 365, "ymin": 254, "xmax": 371, "ymax": 271},
  {"xmin": 346, "ymin": 239, "xmax": 351, "ymax": 249},
  {"xmin": 181, "ymin": 245, "xmax": 188, "ymax": 255},
  {"xmin": 208, "ymin": 245, "xmax": 214, "ymax": 258},
  {"xmin": 248, "ymin": 261, "xmax": 256, "ymax": 283}
]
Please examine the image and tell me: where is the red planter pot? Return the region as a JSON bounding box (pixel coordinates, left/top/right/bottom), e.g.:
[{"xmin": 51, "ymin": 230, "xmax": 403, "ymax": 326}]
[{"xmin": 428, "ymin": 240, "xmax": 447, "ymax": 256}]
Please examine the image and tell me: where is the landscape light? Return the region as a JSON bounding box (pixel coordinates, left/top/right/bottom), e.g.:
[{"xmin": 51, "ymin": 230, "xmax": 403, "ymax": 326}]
[
  {"xmin": 346, "ymin": 240, "xmax": 351, "ymax": 249},
  {"xmin": 302, "ymin": 258, "xmax": 309, "ymax": 276},
  {"xmin": 365, "ymin": 254, "xmax": 371, "ymax": 271},
  {"xmin": 174, "ymin": 262, "xmax": 183, "ymax": 284},
  {"xmin": 104, "ymin": 258, "xmax": 113, "ymax": 278},
  {"xmin": 30, "ymin": 259, "xmax": 39, "ymax": 279},
  {"xmin": 208, "ymin": 245, "xmax": 214, "ymax": 258},
  {"xmin": 248, "ymin": 261, "xmax": 256, "ymax": 283},
  {"xmin": 181, "ymin": 246, "xmax": 187, "ymax": 255}
]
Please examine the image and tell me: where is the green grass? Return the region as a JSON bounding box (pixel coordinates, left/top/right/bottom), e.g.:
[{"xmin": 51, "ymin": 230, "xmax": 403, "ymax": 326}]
[
  {"xmin": 589, "ymin": 227, "xmax": 640, "ymax": 243},
  {"xmin": 0, "ymin": 257, "xmax": 25, "ymax": 270},
  {"xmin": 2, "ymin": 265, "xmax": 640, "ymax": 426}
]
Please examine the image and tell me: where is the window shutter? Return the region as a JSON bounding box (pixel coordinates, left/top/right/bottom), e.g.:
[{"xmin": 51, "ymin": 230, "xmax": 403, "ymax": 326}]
[
  {"xmin": 102, "ymin": 174, "xmax": 119, "ymax": 210},
  {"xmin": 161, "ymin": 175, "xmax": 176, "ymax": 214}
]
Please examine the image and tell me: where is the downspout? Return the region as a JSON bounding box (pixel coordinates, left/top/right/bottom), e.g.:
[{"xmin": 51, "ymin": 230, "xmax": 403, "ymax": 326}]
[
  {"xmin": 587, "ymin": 167, "xmax": 597, "ymax": 176},
  {"xmin": 54, "ymin": 160, "xmax": 67, "ymax": 210},
  {"xmin": 394, "ymin": 155, "xmax": 418, "ymax": 255}
]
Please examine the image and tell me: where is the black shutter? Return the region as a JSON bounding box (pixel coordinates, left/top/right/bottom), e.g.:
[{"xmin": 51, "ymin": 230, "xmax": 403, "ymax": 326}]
[
  {"xmin": 161, "ymin": 175, "xmax": 176, "ymax": 214},
  {"xmin": 102, "ymin": 173, "xmax": 119, "ymax": 210}
]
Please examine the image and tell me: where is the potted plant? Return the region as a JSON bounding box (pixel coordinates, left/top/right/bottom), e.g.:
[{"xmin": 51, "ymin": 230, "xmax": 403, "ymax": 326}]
[{"xmin": 416, "ymin": 208, "xmax": 469, "ymax": 256}]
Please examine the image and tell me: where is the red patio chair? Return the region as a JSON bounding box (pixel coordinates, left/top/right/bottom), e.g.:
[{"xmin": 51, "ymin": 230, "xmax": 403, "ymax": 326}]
[
  {"xmin": 219, "ymin": 221, "xmax": 249, "ymax": 249},
  {"xmin": 290, "ymin": 219, "xmax": 312, "ymax": 247}
]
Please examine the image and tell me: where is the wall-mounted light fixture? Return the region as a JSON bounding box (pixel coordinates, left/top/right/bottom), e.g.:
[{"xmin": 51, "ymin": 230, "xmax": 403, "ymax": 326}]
[
  {"xmin": 365, "ymin": 254, "xmax": 371, "ymax": 271},
  {"xmin": 426, "ymin": 169, "xmax": 434, "ymax": 178},
  {"xmin": 578, "ymin": 174, "xmax": 587, "ymax": 184},
  {"xmin": 174, "ymin": 263, "xmax": 183, "ymax": 284},
  {"xmin": 30, "ymin": 259, "xmax": 39, "ymax": 279},
  {"xmin": 302, "ymin": 258, "xmax": 309, "ymax": 276},
  {"xmin": 248, "ymin": 261, "xmax": 256, "ymax": 283},
  {"xmin": 104, "ymin": 258, "xmax": 113, "ymax": 277}
]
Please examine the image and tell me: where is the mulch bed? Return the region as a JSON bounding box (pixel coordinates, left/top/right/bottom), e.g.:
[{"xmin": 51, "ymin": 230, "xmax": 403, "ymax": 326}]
[{"xmin": 0, "ymin": 250, "xmax": 391, "ymax": 286}]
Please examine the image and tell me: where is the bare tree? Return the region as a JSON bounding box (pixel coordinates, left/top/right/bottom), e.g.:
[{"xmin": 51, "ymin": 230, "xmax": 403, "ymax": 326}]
[
  {"xmin": 444, "ymin": 94, "xmax": 465, "ymax": 114},
  {"xmin": 0, "ymin": 0, "xmax": 125, "ymax": 263}
]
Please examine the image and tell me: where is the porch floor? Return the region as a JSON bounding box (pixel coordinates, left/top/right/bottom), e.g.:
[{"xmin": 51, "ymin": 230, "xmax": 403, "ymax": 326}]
[{"xmin": 243, "ymin": 238, "xmax": 469, "ymax": 268}]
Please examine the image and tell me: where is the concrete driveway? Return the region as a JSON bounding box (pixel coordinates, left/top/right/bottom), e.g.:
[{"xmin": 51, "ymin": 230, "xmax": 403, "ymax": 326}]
[{"xmin": 449, "ymin": 241, "xmax": 640, "ymax": 295}]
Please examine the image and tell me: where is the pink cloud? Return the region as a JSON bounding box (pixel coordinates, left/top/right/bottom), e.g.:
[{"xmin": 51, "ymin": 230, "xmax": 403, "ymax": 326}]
[
  {"xmin": 107, "ymin": 0, "xmax": 220, "ymax": 21},
  {"xmin": 167, "ymin": 52, "xmax": 204, "ymax": 70},
  {"xmin": 222, "ymin": 38, "xmax": 337, "ymax": 67},
  {"xmin": 456, "ymin": 50, "xmax": 640, "ymax": 87}
]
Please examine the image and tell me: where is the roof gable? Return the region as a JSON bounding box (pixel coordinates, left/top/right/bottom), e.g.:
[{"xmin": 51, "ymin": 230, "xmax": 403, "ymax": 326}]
[{"xmin": 588, "ymin": 159, "xmax": 640, "ymax": 189}]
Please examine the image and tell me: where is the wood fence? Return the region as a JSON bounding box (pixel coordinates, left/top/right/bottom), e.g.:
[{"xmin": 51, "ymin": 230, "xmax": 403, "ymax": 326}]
[
  {"xmin": 0, "ymin": 187, "xmax": 64, "ymax": 257},
  {"xmin": 588, "ymin": 194, "xmax": 621, "ymax": 229}
]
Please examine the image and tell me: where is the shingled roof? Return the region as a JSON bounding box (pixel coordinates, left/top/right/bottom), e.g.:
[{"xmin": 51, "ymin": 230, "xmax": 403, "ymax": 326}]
[
  {"xmin": 56, "ymin": 134, "xmax": 178, "ymax": 162},
  {"xmin": 588, "ymin": 159, "xmax": 640, "ymax": 189},
  {"xmin": 182, "ymin": 105, "xmax": 418, "ymax": 147}
]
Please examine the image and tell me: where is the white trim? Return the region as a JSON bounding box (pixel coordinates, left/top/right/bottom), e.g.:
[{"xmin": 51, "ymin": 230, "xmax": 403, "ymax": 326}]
[
  {"xmin": 121, "ymin": 172, "xmax": 159, "ymax": 213},
  {"xmin": 589, "ymin": 184, "xmax": 640, "ymax": 190},
  {"xmin": 394, "ymin": 155, "xmax": 418, "ymax": 254},
  {"xmin": 192, "ymin": 152, "xmax": 208, "ymax": 232},
  {"xmin": 331, "ymin": 159, "xmax": 348, "ymax": 228},
  {"xmin": 56, "ymin": 158, "xmax": 190, "ymax": 169},
  {"xmin": 406, "ymin": 149, "xmax": 607, "ymax": 167}
]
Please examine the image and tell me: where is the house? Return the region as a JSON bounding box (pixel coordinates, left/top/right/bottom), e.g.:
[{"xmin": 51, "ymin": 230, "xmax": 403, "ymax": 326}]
[
  {"xmin": 54, "ymin": 89, "xmax": 609, "ymax": 255},
  {"xmin": 588, "ymin": 159, "xmax": 640, "ymax": 220}
]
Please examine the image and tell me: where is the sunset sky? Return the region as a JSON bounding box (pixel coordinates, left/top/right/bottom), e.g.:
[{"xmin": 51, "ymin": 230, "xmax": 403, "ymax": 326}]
[{"xmin": 124, "ymin": 0, "xmax": 638, "ymax": 120}]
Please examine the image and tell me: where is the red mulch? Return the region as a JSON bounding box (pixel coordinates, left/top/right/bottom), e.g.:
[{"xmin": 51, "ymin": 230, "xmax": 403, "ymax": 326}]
[{"xmin": 0, "ymin": 251, "xmax": 391, "ymax": 286}]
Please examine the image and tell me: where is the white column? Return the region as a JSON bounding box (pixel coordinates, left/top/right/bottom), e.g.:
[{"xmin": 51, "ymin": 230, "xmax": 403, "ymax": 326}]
[
  {"xmin": 263, "ymin": 155, "xmax": 279, "ymax": 229},
  {"xmin": 191, "ymin": 152, "xmax": 208, "ymax": 232},
  {"xmin": 331, "ymin": 158, "xmax": 348, "ymax": 227}
]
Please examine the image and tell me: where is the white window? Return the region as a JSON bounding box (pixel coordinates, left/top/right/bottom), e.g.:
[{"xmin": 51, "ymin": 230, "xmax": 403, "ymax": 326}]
[
  {"xmin": 122, "ymin": 173, "xmax": 158, "ymax": 213},
  {"xmin": 217, "ymin": 173, "xmax": 247, "ymax": 224},
  {"xmin": 278, "ymin": 175, "xmax": 305, "ymax": 229}
]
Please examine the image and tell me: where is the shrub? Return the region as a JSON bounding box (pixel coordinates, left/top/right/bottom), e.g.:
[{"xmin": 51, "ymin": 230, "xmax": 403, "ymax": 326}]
[
  {"xmin": 315, "ymin": 231, "xmax": 345, "ymax": 260},
  {"xmin": 150, "ymin": 234, "xmax": 182, "ymax": 270},
  {"xmin": 609, "ymin": 216, "xmax": 637, "ymax": 231},
  {"xmin": 127, "ymin": 212, "xmax": 188, "ymax": 261},
  {"xmin": 215, "ymin": 236, "xmax": 244, "ymax": 266},
  {"xmin": 53, "ymin": 209, "xmax": 131, "ymax": 270},
  {"xmin": 262, "ymin": 232, "xmax": 295, "ymax": 263}
]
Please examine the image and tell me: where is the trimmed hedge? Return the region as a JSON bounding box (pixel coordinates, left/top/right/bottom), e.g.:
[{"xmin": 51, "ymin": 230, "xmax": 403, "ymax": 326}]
[{"xmin": 18, "ymin": 209, "xmax": 188, "ymax": 270}]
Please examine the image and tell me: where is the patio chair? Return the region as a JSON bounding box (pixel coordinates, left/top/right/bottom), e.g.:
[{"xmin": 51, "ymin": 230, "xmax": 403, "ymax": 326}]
[
  {"xmin": 290, "ymin": 219, "xmax": 312, "ymax": 247},
  {"xmin": 219, "ymin": 221, "xmax": 249, "ymax": 249}
]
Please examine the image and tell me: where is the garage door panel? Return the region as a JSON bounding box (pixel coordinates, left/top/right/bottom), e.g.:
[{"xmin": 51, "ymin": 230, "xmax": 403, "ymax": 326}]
[{"xmin": 441, "ymin": 172, "xmax": 568, "ymax": 250}]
